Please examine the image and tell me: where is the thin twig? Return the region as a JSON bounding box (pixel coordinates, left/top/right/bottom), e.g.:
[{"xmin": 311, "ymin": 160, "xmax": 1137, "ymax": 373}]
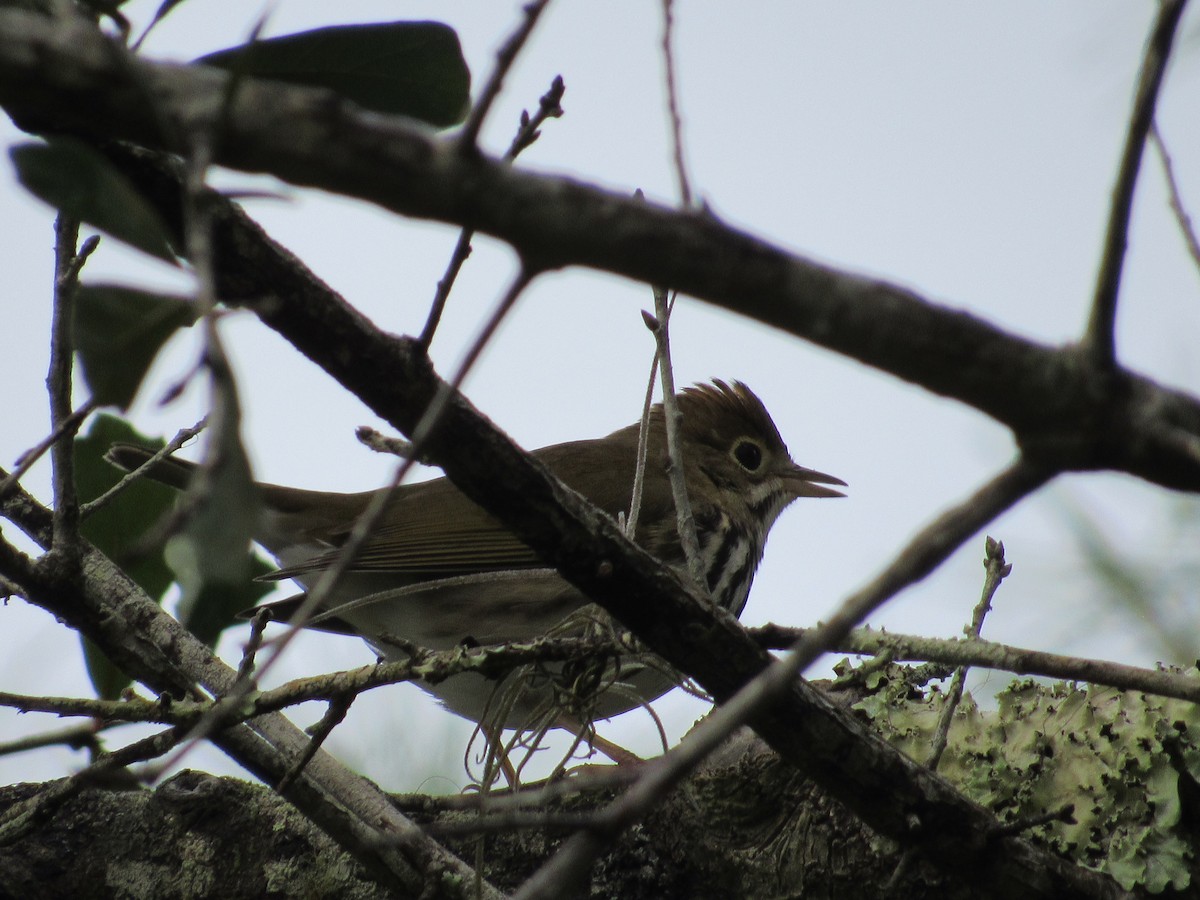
[
  {"xmin": 0, "ymin": 724, "xmax": 183, "ymax": 847},
  {"xmin": 392, "ymin": 764, "xmax": 638, "ymax": 815},
  {"xmin": 505, "ymin": 75, "xmax": 565, "ymax": 160},
  {"xmin": 10, "ymin": 605, "xmax": 1200, "ymax": 736},
  {"xmin": 80, "ymin": 416, "xmax": 206, "ymax": 518},
  {"xmin": 660, "ymin": 0, "xmax": 692, "ymax": 207},
  {"xmin": 429, "ymin": 809, "xmax": 599, "ymax": 838},
  {"xmin": 420, "ymin": 75, "xmax": 564, "ymax": 350},
  {"xmin": 48, "ymin": 215, "xmax": 87, "ymax": 554},
  {"xmin": 1150, "ymin": 121, "xmax": 1200, "ymax": 278},
  {"xmin": 926, "ymin": 536, "xmax": 1011, "ymax": 770},
  {"xmin": 992, "ymin": 804, "xmax": 1076, "ymax": 839},
  {"xmin": 0, "ymin": 723, "xmax": 101, "ymax": 760},
  {"xmin": 355, "ymin": 426, "xmax": 418, "ymax": 460},
  {"xmin": 235, "ymin": 606, "xmax": 271, "ymax": 682},
  {"xmin": 1084, "ymin": 0, "xmax": 1187, "ymax": 367},
  {"xmin": 456, "ymin": 0, "xmax": 554, "ymax": 152},
  {"xmin": 753, "ymin": 624, "xmax": 1200, "ymax": 702},
  {"xmin": 0, "ymin": 400, "xmax": 97, "ymax": 503},
  {"xmin": 648, "ymin": 289, "xmax": 705, "ymax": 587},
  {"xmin": 624, "ymin": 349, "xmax": 660, "ymax": 539},
  {"xmin": 277, "ymin": 694, "xmax": 353, "ymax": 792}
]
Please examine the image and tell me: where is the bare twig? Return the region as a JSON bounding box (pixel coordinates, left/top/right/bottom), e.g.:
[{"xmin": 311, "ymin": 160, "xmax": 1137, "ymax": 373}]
[
  {"xmin": 420, "ymin": 75, "xmax": 564, "ymax": 350},
  {"xmin": 392, "ymin": 764, "xmax": 639, "ymax": 815},
  {"xmin": 456, "ymin": 0, "xmax": 554, "ymax": 152},
  {"xmin": 355, "ymin": 426, "xmax": 417, "ymax": 460},
  {"xmin": 0, "ymin": 400, "xmax": 97, "ymax": 503},
  {"xmin": 624, "ymin": 347, "xmax": 660, "ymax": 539},
  {"xmin": 0, "ymin": 723, "xmax": 101, "ymax": 760},
  {"xmin": 505, "ymin": 75, "xmax": 565, "ymax": 160},
  {"xmin": 277, "ymin": 694, "xmax": 353, "ymax": 792},
  {"xmin": 647, "ymin": 289, "xmax": 705, "ymax": 587},
  {"xmin": 235, "ymin": 606, "xmax": 271, "ymax": 682},
  {"xmin": 48, "ymin": 215, "xmax": 89, "ymax": 554},
  {"xmin": 1150, "ymin": 121, "xmax": 1200, "ymax": 278},
  {"xmin": 1084, "ymin": 0, "xmax": 1187, "ymax": 367},
  {"xmin": 926, "ymin": 536, "xmax": 1011, "ymax": 770},
  {"xmin": 992, "ymin": 805, "xmax": 1076, "ymax": 839},
  {"xmin": 80, "ymin": 416, "xmax": 206, "ymax": 518},
  {"xmin": 660, "ymin": 0, "xmax": 692, "ymax": 207},
  {"xmin": 755, "ymin": 623, "xmax": 1200, "ymax": 702}
]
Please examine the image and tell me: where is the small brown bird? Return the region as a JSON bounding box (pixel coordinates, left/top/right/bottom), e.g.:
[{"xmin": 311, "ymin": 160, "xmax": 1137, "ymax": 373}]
[{"xmin": 108, "ymin": 380, "xmax": 844, "ymax": 732}]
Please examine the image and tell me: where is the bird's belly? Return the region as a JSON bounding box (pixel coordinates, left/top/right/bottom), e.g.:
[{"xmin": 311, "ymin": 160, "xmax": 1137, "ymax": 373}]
[{"xmin": 330, "ymin": 570, "xmax": 589, "ymax": 650}]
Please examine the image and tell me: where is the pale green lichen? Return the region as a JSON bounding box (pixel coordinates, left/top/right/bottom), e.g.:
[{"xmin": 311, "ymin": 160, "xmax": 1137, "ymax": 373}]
[{"xmin": 848, "ymin": 663, "xmax": 1200, "ymax": 893}]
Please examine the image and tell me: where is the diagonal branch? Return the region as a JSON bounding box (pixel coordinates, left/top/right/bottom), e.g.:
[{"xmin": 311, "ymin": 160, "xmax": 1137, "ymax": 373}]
[
  {"xmin": 0, "ymin": 476, "xmax": 503, "ymax": 900},
  {"xmin": 4, "ymin": 10, "xmax": 1200, "ymax": 491},
  {"xmin": 456, "ymin": 0, "xmax": 554, "ymax": 151},
  {"xmin": 1083, "ymin": 0, "xmax": 1188, "ymax": 367},
  {"xmin": 1151, "ymin": 121, "xmax": 1200, "ymax": 278}
]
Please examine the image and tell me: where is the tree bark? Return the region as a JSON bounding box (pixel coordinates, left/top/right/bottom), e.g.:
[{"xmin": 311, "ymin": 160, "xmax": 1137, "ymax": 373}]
[{"xmin": 0, "ymin": 733, "xmax": 983, "ymax": 900}]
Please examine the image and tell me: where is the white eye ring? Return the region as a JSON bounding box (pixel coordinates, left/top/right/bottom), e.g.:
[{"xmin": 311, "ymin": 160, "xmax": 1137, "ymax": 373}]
[{"xmin": 732, "ymin": 439, "xmax": 763, "ymax": 472}]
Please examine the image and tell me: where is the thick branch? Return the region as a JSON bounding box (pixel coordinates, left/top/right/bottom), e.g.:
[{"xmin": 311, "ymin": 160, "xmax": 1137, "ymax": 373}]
[{"xmin": 2, "ymin": 11, "xmax": 1200, "ymax": 491}]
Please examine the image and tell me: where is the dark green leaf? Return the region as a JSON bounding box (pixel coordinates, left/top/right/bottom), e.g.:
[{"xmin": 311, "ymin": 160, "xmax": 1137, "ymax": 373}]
[
  {"xmin": 199, "ymin": 21, "xmax": 470, "ymax": 127},
  {"xmin": 73, "ymin": 284, "xmax": 199, "ymax": 410},
  {"xmin": 10, "ymin": 139, "xmax": 177, "ymax": 262},
  {"xmin": 75, "ymin": 415, "xmax": 177, "ymax": 698},
  {"xmin": 179, "ymin": 555, "xmax": 275, "ymax": 649}
]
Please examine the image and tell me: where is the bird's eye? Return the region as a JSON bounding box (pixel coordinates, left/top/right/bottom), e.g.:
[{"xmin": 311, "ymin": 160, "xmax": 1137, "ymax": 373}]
[{"xmin": 733, "ymin": 440, "xmax": 763, "ymax": 471}]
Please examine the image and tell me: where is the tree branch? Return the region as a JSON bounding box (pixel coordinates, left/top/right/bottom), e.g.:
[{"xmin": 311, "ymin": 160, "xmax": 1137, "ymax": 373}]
[
  {"xmin": 0, "ymin": 477, "xmax": 503, "ymax": 900},
  {"xmin": 3, "ymin": 10, "xmax": 1200, "ymax": 490},
  {"xmin": 1083, "ymin": 0, "xmax": 1187, "ymax": 366}
]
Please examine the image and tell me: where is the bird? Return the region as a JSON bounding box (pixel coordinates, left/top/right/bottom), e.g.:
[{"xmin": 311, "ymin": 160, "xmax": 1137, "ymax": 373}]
[{"xmin": 107, "ymin": 380, "xmax": 844, "ymax": 738}]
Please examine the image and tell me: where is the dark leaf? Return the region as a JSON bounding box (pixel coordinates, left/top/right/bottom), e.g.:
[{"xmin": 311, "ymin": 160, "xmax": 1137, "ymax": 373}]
[
  {"xmin": 199, "ymin": 21, "xmax": 470, "ymax": 127},
  {"xmin": 179, "ymin": 555, "xmax": 275, "ymax": 649},
  {"xmin": 10, "ymin": 139, "xmax": 177, "ymax": 262},
  {"xmin": 73, "ymin": 284, "xmax": 199, "ymax": 410}
]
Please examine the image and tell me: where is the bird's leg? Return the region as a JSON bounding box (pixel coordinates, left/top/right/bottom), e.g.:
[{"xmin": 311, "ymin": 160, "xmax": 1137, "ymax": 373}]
[{"xmin": 555, "ymin": 716, "xmax": 645, "ymax": 767}]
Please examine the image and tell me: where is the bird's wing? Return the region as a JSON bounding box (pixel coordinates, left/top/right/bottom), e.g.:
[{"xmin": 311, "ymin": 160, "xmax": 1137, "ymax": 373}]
[{"xmin": 266, "ymin": 433, "xmax": 674, "ymax": 581}]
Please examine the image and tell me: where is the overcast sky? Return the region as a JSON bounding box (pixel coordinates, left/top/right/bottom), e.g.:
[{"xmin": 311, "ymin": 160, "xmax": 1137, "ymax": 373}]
[{"xmin": 3, "ymin": 2, "xmax": 1200, "ymax": 790}]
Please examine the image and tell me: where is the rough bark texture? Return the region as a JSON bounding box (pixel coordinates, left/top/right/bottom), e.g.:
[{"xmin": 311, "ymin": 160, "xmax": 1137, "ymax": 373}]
[
  {"xmin": 0, "ymin": 771, "xmax": 386, "ymax": 900},
  {"xmin": 0, "ymin": 734, "xmax": 979, "ymax": 900}
]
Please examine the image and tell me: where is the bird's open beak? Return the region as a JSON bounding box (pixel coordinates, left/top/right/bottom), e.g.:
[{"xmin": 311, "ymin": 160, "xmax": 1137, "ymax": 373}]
[{"xmin": 785, "ymin": 464, "xmax": 847, "ymax": 499}]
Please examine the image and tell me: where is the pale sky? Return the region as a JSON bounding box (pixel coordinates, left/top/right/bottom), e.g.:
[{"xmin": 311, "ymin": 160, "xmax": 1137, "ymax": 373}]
[{"xmin": 3, "ymin": 1, "xmax": 1199, "ymax": 790}]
